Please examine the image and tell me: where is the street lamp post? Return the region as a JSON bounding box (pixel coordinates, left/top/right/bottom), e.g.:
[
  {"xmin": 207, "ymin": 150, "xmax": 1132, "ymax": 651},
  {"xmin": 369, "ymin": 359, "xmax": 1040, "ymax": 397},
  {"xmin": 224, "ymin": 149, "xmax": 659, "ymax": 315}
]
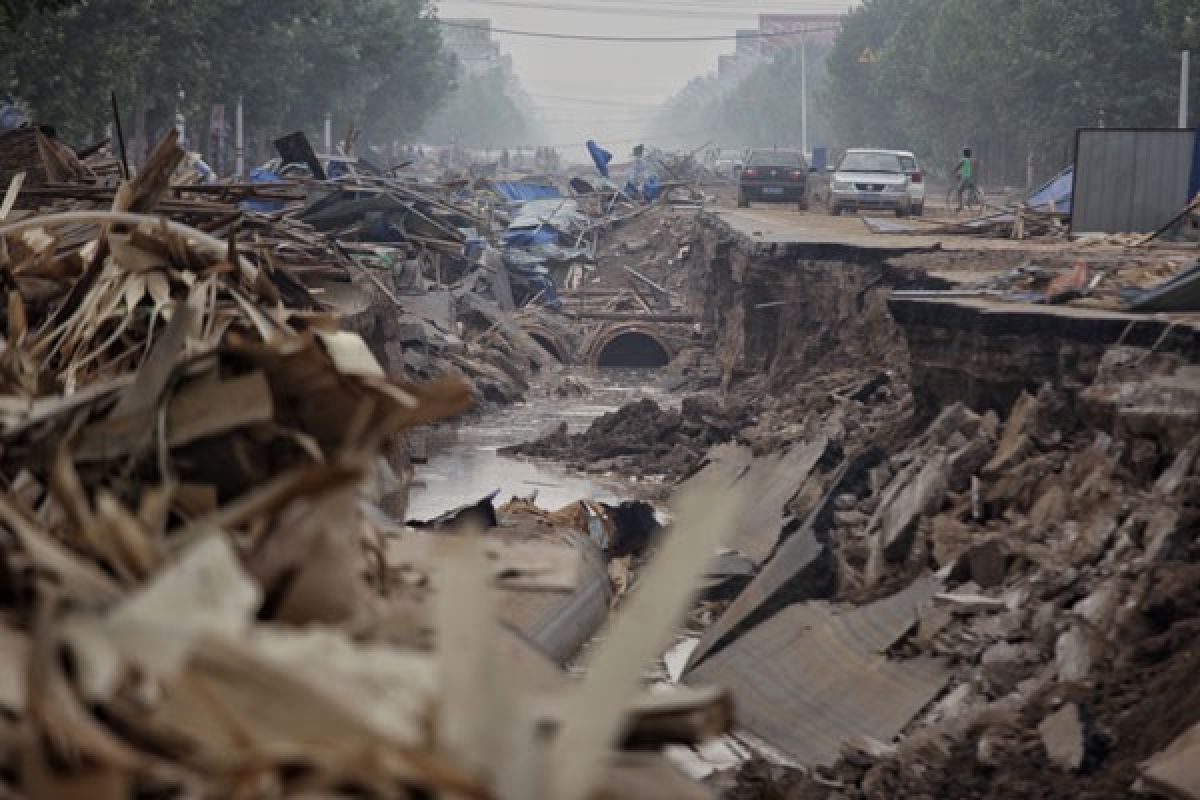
[
  {"xmin": 800, "ymin": 30, "xmax": 809, "ymax": 157},
  {"xmin": 1181, "ymin": 50, "xmax": 1191, "ymax": 129}
]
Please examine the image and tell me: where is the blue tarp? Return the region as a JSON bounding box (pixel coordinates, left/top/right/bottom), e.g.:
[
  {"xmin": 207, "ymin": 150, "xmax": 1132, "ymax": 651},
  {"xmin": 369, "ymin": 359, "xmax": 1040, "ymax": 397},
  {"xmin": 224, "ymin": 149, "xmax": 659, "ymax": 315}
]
[
  {"xmin": 491, "ymin": 181, "xmax": 562, "ymax": 203},
  {"xmin": 643, "ymin": 174, "xmax": 662, "ymax": 203},
  {"xmin": 241, "ymin": 167, "xmax": 288, "ymax": 212},
  {"xmin": 1028, "ymin": 166, "xmax": 1073, "ymax": 213},
  {"xmin": 503, "ymin": 227, "xmax": 559, "ymax": 248},
  {"xmin": 0, "ymin": 103, "xmax": 26, "ymax": 132},
  {"xmin": 503, "ymin": 253, "xmax": 561, "ymax": 309},
  {"xmin": 587, "ymin": 140, "xmax": 613, "ymax": 178}
]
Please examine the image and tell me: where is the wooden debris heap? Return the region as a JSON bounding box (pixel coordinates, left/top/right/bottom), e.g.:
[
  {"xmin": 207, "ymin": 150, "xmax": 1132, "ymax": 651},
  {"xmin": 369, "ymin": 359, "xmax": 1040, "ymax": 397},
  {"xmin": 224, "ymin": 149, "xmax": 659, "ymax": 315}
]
[{"xmin": 0, "ymin": 133, "xmax": 735, "ymax": 799}]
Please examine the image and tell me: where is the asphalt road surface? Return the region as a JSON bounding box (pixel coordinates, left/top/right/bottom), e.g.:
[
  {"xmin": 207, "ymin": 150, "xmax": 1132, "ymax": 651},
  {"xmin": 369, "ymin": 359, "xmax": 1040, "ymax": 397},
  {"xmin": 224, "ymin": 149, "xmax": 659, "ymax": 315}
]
[{"xmin": 712, "ymin": 205, "xmax": 1071, "ymax": 254}]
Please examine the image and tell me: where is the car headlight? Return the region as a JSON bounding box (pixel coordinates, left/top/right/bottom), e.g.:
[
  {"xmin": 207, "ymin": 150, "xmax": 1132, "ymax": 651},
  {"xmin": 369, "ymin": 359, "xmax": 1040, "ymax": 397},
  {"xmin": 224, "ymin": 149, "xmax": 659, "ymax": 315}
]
[{"xmin": 833, "ymin": 181, "xmax": 854, "ymax": 192}]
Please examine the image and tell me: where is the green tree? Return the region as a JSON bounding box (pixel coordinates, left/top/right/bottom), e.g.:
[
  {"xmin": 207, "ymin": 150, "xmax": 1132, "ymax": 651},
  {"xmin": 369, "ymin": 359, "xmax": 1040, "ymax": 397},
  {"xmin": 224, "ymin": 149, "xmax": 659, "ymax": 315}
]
[
  {"xmin": 823, "ymin": 0, "xmax": 1188, "ymax": 185},
  {"xmin": 823, "ymin": 0, "xmax": 917, "ymax": 151},
  {"xmin": 0, "ymin": 0, "xmax": 454, "ymax": 164},
  {"xmin": 0, "ymin": 0, "xmax": 79, "ymax": 30}
]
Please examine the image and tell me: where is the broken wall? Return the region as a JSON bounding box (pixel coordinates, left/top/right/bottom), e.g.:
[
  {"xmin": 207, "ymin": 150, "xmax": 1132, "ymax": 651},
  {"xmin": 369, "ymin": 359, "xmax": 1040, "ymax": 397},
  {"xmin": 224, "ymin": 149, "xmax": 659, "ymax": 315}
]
[
  {"xmin": 890, "ymin": 296, "xmax": 1200, "ymax": 419},
  {"xmin": 690, "ymin": 215, "xmax": 940, "ymax": 391}
]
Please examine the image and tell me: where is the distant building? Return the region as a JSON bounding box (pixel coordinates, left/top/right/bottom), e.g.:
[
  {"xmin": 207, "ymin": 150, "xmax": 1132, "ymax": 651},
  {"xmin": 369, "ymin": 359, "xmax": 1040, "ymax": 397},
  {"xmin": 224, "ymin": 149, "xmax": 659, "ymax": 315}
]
[
  {"xmin": 735, "ymin": 28, "xmax": 762, "ymax": 58},
  {"xmin": 715, "ymin": 14, "xmax": 844, "ymax": 87},
  {"xmin": 758, "ymin": 13, "xmax": 844, "ymax": 51}
]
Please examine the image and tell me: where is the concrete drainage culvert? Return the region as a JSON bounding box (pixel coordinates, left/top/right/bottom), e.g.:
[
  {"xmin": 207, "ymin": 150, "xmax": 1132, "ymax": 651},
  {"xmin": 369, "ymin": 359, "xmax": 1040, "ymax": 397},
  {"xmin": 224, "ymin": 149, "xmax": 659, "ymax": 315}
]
[
  {"xmin": 518, "ymin": 323, "xmax": 573, "ymax": 365},
  {"xmin": 584, "ymin": 324, "xmax": 675, "ymax": 368}
]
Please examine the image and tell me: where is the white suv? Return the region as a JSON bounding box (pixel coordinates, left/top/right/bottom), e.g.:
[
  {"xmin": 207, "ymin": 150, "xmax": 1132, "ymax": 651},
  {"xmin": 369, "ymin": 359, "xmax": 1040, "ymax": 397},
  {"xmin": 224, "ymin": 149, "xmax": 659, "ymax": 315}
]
[{"xmin": 830, "ymin": 149, "xmax": 925, "ymax": 217}]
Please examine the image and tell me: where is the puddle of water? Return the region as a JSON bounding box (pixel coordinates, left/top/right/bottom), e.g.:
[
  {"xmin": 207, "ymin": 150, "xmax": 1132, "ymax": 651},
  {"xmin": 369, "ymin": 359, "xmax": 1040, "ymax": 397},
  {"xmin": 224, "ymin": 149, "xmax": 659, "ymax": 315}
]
[{"xmin": 406, "ymin": 368, "xmax": 675, "ymax": 520}]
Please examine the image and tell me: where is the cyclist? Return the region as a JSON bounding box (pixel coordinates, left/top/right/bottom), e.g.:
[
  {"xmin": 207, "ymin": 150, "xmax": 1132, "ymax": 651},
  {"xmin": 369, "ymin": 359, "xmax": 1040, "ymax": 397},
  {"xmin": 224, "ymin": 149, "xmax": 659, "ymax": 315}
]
[{"xmin": 955, "ymin": 147, "xmax": 978, "ymax": 211}]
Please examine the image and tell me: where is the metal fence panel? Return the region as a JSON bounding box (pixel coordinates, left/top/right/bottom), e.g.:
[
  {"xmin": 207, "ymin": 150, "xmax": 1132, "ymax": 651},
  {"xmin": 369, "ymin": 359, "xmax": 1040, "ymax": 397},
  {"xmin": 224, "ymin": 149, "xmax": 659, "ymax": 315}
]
[{"xmin": 1072, "ymin": 129, "xmax": 1198, "ymax": 234}]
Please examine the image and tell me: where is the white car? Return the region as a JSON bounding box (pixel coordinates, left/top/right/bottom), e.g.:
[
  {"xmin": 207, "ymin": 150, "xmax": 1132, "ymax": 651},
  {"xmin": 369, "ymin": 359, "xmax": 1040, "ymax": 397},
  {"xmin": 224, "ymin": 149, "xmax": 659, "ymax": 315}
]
[{"xmin": 829, "ymin": 149, "xmax": 925, "ymax": 217}]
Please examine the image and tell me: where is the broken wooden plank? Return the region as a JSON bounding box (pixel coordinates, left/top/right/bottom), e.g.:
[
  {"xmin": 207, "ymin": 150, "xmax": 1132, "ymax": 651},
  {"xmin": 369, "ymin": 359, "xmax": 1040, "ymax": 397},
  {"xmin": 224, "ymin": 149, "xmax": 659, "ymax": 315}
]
[
  {"xmin": 164, "ymin": 372, "xmax": 274, "ymax": 449},
  {"xmin": 0, "ymin": 171, "xmax": 25, "ymax": 223}
]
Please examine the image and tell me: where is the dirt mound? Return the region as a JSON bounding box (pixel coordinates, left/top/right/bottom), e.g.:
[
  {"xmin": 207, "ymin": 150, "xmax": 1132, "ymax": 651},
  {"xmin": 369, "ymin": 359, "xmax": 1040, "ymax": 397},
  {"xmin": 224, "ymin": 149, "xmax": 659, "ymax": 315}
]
[{"xmin": 504, "ymin": 394, "xmax": 748, "ymax": 479}]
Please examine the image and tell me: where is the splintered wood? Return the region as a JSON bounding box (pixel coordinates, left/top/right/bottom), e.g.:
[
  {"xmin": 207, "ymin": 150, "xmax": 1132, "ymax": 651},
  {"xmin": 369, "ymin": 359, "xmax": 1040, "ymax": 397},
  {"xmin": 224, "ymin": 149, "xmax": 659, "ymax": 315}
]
[{"xmin": 0, "ymin": 133, "xmax": 734, "ymax": 799}]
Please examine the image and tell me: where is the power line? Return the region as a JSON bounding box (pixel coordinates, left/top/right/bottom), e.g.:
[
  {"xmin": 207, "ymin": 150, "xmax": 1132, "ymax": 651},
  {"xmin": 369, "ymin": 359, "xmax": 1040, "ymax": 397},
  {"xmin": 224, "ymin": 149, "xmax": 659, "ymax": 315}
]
[
  {"xmin": 436, "ymin": 18, "xmax": 840, "ymax": 42},
  {"xmin": 444, "ymin": 0, "xmax": 849, "ymax": 21},
  {"xmin": 527, "ymin": 93, "xmax": 664, "ymax": 108}
]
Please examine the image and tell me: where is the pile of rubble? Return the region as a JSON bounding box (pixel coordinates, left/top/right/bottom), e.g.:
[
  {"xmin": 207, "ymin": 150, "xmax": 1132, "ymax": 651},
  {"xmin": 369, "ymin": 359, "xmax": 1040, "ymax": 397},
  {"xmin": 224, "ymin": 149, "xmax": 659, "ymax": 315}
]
[
  {"xmin": 505, "ymin": 394, "xmax": 750, "ymax": 482},
  {"xmin": 2, "ymin": 126, "xmax": 721, "ymax": 414},
  {"xmin": 0, "ymin": 131, "xmax": 743, "ymax": 797},
  {"xmin": 669, "ymin": 366, "xmax": 1198, "ymax": 800}
]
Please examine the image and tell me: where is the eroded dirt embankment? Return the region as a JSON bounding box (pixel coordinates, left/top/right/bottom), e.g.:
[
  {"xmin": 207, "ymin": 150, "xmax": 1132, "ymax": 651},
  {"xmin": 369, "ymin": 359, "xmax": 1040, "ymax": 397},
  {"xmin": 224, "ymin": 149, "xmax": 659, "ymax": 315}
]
[
  {"xmin": 693, "ymin": 218, "xmax": 1200, "ymax": 800},
  {"xmin": 687, "ymin": 214, "xmax": 946, "ymax": 390}
]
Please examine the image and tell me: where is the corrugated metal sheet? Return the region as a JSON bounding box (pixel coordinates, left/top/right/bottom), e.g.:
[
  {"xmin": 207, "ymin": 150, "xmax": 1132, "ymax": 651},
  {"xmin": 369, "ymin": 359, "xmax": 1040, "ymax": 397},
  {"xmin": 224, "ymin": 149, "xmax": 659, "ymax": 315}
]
[
  {"xmin": 1129, "ymin": 262, "xmax": 1200, "ymax": 312},
  {"xmin": 678, "ymin": 438, "xmax": 828, "ymax": 566},
  {"xmin": 496, "ymin": 532, "xmax": 611, "ymax": 665},
  {"xmin": 685, "ymin": 453, "xmax": 880, "ymax": 672},
  {"xmin": 1028, "ymin": 165, "xmax": 1073, "ymax": 212},
  {"xmin": 1072, "ymin": 129, "xmax": 1198, "ymax": 234},
  {"xmin": 685, "ymin": 576, "xmax": 947, "ymax": 767}
]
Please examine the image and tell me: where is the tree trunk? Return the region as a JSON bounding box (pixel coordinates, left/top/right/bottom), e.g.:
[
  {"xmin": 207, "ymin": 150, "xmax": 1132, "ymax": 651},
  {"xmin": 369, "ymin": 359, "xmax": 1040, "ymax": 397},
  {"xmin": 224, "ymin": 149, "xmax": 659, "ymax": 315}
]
[{"xmin": 133, "ymin": 91, "xmax": 153, "ymax": 169}]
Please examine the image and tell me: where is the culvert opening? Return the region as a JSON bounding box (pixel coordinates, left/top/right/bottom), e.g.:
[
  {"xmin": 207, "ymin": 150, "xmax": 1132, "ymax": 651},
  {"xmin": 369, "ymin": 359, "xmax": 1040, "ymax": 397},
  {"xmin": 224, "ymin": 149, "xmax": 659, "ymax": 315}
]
[
  {"xmin": 595, "ymin": 332, "xmax": 670, "ymax": 368},
  {"xmin": 529, "ymin": 333, "xmax": 565, "ymax": 363}
]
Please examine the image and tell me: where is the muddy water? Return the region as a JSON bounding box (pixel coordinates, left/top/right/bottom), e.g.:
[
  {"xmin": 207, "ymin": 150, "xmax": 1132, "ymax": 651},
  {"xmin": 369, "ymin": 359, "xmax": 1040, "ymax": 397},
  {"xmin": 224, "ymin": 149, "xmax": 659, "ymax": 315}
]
[{"xmin": 406, "ymin": 368, "xmax": 676, "ymax": 520}]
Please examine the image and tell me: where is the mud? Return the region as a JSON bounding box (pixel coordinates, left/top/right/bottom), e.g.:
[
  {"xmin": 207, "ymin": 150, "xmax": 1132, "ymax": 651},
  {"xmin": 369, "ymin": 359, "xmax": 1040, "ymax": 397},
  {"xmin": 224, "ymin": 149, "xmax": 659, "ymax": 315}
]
[{"xmin": 502, "ymin": 393, "xmax": 750, "ymax": 482}]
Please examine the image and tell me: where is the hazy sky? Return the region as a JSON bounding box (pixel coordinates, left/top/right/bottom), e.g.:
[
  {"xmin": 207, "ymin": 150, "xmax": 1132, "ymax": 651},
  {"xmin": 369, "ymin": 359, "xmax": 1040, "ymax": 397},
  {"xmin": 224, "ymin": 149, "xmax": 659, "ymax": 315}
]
[{"xmin": 433, "ymin": 0, "xmax": 856, "ymax": 159}]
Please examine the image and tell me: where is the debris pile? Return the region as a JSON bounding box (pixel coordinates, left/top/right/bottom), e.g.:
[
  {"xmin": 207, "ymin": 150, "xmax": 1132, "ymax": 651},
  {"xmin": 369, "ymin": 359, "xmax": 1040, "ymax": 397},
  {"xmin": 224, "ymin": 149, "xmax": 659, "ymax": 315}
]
[
  {"xmin": 0, "ymin": 130, "xmax": 585, "ymax": 411},
  {"xmin": 0, "ymin": 131, "xmax": 744, "ymax": 798},
  {"xmin": 505, "ymin": 394, "xmax": 749, "ymax": 481},
  {"xmin": 677, "ymin": 375, "xmax": 1200, "ymax": 800},
  {"xmin": 895, "ymin": 253, "xmax": 1200, "ymax": 311}
]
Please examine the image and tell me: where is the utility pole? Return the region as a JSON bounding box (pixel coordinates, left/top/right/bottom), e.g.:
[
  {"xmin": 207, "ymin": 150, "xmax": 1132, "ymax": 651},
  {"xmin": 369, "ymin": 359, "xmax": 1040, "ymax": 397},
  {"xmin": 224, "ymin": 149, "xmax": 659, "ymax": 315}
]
[
  {"xmin": 235, "ymin": 96, "xmax": 244, "ymax": 180},
  {"xmin": 175, "ymin": 87, "xmax": 186, "ymax": 149},
  {"xmin": 1181, "ymin": 50, "xmax": 1191, "ymax": 128},
  {"xmin": 800, "ymin": 30, "xmax": 809, "ymax": 157}
]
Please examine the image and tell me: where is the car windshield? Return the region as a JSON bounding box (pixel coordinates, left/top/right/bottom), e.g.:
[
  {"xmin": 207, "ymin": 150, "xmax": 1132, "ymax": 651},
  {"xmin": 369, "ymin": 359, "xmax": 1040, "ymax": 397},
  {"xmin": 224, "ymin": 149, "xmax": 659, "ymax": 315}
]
[
  {"xmin": 747, "ymin": 150, "xmax": 804, "ymax": 168},
  {"xmin": 899, "ymin": 155, "xmax": 917, "ymax": 172},
  {"xmin": 839, "ymin": 152, "xmax": 904, "ymax": 173}
]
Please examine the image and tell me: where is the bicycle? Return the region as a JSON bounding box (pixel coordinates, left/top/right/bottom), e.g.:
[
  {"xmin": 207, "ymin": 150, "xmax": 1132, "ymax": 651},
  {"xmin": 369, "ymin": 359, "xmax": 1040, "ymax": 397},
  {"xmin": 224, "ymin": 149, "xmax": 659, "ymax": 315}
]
[{"xmin": 945, "ymin": 182, "xmax": 984, "ymax": 215}]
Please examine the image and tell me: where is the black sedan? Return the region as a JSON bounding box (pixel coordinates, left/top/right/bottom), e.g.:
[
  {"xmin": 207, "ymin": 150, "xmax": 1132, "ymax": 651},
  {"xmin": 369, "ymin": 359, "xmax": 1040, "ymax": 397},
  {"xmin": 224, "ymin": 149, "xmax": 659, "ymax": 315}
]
[{"xmin": 737, "ymin": 149, "xmax": 810, "ymax": 210}]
